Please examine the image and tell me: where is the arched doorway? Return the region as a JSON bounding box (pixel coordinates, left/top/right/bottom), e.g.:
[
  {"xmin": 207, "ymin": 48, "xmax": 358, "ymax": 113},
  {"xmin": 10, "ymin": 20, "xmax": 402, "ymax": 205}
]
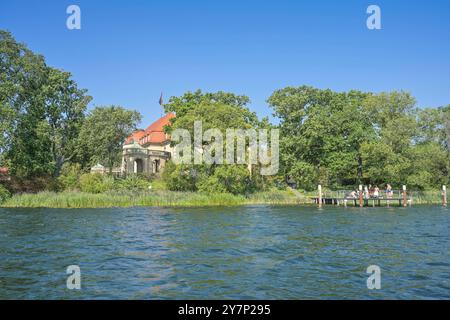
[
  {"xmin": 134, "ymin": 159, "xmax": 144, "ymax": 174},
  {"xmin": 152, "ymin": 159, "xmax": 160, "ymax": 174}
]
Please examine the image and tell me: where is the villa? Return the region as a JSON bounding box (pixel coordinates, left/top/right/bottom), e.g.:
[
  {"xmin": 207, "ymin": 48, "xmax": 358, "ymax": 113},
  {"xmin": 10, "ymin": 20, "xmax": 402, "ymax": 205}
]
[{"xmin": 121, "ymin": 113, "xmax": 175, "ymax": 176}]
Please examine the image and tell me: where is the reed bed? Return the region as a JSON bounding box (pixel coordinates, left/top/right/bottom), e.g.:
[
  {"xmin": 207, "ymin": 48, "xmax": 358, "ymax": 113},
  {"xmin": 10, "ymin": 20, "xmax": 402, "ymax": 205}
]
[
  {"xmin": 410, "ymin": 191, "xmax": 443, "ymax": 205},
  {"xmin": 1, "ymin": 189, "xmax": 441, "ymax": 208},
  {"xmin": 1, "ymin": 189, "xmax": 306, "ymax": 208}
]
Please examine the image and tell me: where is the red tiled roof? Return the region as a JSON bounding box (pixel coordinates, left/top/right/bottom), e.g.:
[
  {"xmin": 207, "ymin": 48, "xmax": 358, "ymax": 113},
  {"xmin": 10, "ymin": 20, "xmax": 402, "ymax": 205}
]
[
  {"xmin": 125, "ymin": 113, "xmax": 175, "ymax": 145},
  {"xmin": 124, "ymin": 130, "xmax": 146, "ymax": 145}
]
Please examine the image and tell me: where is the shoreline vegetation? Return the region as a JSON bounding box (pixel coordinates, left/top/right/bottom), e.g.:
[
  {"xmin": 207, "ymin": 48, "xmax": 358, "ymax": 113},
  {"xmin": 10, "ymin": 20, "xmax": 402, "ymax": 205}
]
[
  {"xmin": 1, "ymin": 189, "xmax": 305, "ymax": 208},
  {"xmin": 1, "ymin": 31, "xmax": 449, "ymax": 206},
  {"xmin": 0, "ymin": 189, "xmax": 443, "ymax": 209}
]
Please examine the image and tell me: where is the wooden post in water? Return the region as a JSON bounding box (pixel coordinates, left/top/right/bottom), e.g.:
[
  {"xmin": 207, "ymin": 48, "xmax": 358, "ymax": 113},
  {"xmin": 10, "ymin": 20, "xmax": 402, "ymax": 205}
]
[
  {"xmin": 318, "ymin": 184, "xmax": 322, "ymax": 208},
  {"xmin": 443, "ymin": 185, "xmax": 447, "ymax": 207},
  {"xmin": 359, "ymin": 185, "xmax": 363, "ymax": 207},
  {"xmin": 402, "ymin": 185, "xmax": 407, "ymax": 207}
]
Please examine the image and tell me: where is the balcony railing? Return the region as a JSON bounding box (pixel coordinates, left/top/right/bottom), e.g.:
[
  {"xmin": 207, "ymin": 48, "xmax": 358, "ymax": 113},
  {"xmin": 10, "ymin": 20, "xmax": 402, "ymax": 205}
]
[
  {"xmin": 124, "ymin": 148, "xmax": 170, "ymax": 158},
  {"xmin": 148, "ymin": 150, "xmax": 170, "ymax": 157},
  {"xmin": 124, "ymin": 148, "xmax": 148, "ymax": 155}
]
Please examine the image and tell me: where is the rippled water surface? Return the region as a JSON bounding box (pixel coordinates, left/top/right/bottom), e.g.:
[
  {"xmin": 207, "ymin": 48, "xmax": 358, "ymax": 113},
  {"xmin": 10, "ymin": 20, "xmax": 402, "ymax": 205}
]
[{"xmin": 0, "ymin": 205, "xmax": 448, "ymax": 299}]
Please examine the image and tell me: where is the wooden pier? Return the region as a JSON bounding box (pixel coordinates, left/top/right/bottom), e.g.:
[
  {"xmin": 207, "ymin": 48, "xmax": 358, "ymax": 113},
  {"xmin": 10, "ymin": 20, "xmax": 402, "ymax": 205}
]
[
  {"xmin": 311, "ymin": 196, "xmax": 412, "ymax": 207},
  {"xmin": 313, "ymin": 184, "xmax": 414, "ymax": 207},
  {"xmin": 311, "ymin": 185, "xmax": 447, "ymax": 207}
]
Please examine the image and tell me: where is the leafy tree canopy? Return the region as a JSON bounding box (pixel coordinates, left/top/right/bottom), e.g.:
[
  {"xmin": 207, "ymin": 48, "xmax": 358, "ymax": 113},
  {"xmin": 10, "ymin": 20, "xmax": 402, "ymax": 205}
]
[
  {"xmin": 268, "ymin": 86, "xmax": 449, "ymax": 190},
  {"xmin": 77, "ymin": 106, "xmax": 141, "ymax": 173}
]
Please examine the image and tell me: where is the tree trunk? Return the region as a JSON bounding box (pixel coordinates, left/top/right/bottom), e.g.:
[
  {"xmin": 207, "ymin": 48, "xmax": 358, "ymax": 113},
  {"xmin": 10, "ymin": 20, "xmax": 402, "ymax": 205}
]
[
  {"xmin": 53, "ymin": 156, "xmax": 65, "ymax": 178},
  {"xmin": 357, "ymin": 153, "xmax": 363, "ymax": 184},
  {"xmin": 109, "ymin": 159, "xmax": 113, "ymax": 175}
]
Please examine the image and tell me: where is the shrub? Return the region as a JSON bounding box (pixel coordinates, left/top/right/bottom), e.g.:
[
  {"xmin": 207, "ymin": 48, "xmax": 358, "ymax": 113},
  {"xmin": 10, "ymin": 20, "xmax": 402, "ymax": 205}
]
[
  {"xmin": 3, "ymin": 175, "xmax": 61, "ymax": 193},
  {"xmin": 212, "ymin": 165, "xmax": 254, "ymax": 195},
  {"xmin": 197, "ymin": 175, "xmax": 228, "ymax": 193},
  {"xmin": 79, "ymin": 173, "xmax": 114, "ymax": 194},
  {"xmin": 163, "ymin": 162, "xmax": 198, "ymax": 192},
  {"xmin": 0, "ymin": 184, "xmax": 11, "ymax": 203},
  {"xmin": 197, "ymin": 165, "xmax": 254, "ymax": 195},
  {"xmin": 58, "ymin": 163, "xmax": 82, "ymax": 191},
  {"xmin": 149, "ymin": 178, "xmax": 167, "ymax": 191},
  {"xmin": 115, "ymin": 175, "xmax": 150, "ymax": 191},
  {"xmin": 288, "ymin": 161, "xmax": 318, "ymax": 191}
]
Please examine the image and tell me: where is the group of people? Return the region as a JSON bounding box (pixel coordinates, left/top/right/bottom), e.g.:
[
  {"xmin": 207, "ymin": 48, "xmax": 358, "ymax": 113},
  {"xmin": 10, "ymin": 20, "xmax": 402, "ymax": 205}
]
[{"xmin": 348, "ymin": 184, "xmax": 394, "ymax": 199}]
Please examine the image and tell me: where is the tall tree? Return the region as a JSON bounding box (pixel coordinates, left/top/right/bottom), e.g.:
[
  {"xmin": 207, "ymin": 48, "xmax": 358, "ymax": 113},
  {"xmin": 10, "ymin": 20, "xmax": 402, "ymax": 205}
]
[
  {"xmin": 43, "ymin": 68, "xmax": 91, "ymax": 177},
  {"xmin": 419, "ymin": 105, "xmax": 450, "ymax": 151},
  {"xmin": 163, "ymin": 90, "xmax": 258, "ymax": 130},
  {"xmin": 268, "ymin": 86, "xmax": 448, "ymax": 190},
  {"xmin": 0, "ymin": 30, "xmax": 91, "ymax": 177},
  {"xmin": 77, "ymin": 106, "xmax": 141, "ymax": 173},
  {"xmin": 268, "ymin": 86, "xmax": 375, "ymax": 188},
  {"xmin": 0, "ymin": 30, "xmax": 47, "ymax": 171},
  {"xmin": 163, "ymin": 91, "xmax": 271, "ymax": 193}
]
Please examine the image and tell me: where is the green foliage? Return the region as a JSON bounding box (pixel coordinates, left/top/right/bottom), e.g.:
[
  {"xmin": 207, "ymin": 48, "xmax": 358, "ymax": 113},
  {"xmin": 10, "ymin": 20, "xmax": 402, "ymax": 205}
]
[
  {"xmin": 0, "ymin": 189, "xmax": 305, "ymax": 208},
  {"xmin": 1, "ymin": 29, "xmax": 449, "ymax": 193},
  {"xmin": 163, "ymin": 90, "xmax": 273, "ymax": 195},
  {"xmin": 149, "ymin": 179, "xmax": 167, "ymax": 191},
  {"xmin": 79, "ymin": 173, "xmax": 114, "ymax": 194},
  {"xmin": 171, "ymin": 102, "xmax": 252, "ymax": 135},
  {"xmin": 197, "ymin": 175, "xmax": 227, "ymax": 193},
  {"xmin": 164, "ymin": 160, "xmax": 257, "ymax": 195},
  {"xmin": 162, "ymin": 162, "xmax": 198, "ymax": 192},
  {"xmin": 360, "ymin": 142, "xmax": 409, "ymax": 186},
  {"xmin": 268, "ymin": 86, "xmax": 376, "ymax": 189},
  {"xmin": 405, "ymin": 143, "xmax": 449, "ymax": 189},
  {"xmin": 43, "ymin": 68, "xmax": 91, "ymax": 177},
  {"xmin": 269, "ymin": 86, "xmax": 450, "ymax": 190},
  {"xmin": 163, "ymin": 89, "xmax": 256, "ymax": 126},
  {"xmin": 58, "ymin": 163, "xmax": 82, "ymax": 190},
  {"xmin": 198, "ymin": 165, "xmax": 253, "ymax": 195},
  {"xmin": 0, "ymin": 184, "xmax": 11, "ymax": 203},
  {"xmin": 77, "ymin": 106, "xmax": 141, "ymax": 172},
  {"xmin": 418, "ymin": 105, "xmax": 450, "ymax": 151},
  {"xmin": 115, "ymin": 175, "xmax": 150, "ymax": 192},
  {"xmin": 0, "ymin": 30, "xmax": 91, "ymax": 178},
  {"xmin": 287, "ymin": 161, "xmax": 318, "ymax": 191}
]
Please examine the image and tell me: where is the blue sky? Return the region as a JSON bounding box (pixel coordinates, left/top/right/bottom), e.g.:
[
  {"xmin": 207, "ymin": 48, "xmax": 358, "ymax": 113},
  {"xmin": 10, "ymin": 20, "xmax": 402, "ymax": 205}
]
[{"xmin": 1, "ymin": 0, "xmax": 450, "ymax": 126}]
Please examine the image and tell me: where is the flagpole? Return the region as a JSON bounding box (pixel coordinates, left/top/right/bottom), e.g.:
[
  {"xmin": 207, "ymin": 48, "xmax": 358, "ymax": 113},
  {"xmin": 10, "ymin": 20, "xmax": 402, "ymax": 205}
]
[{"xmin": 159, "ymin": 92, "xmax": 164, "ymax": 118}]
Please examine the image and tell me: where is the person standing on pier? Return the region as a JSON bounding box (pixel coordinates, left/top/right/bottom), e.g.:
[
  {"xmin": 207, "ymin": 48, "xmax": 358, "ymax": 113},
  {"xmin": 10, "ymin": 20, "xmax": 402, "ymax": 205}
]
[
  {"xmin": 373, "ymin": 186, "xmax": 380, "ymax": 198},
  {"xmin": 386, "ymin": 184, "xmax": 393, "ymax": 199},
  {"xmin": 364, "ymin": 186, "xmax": 369, "ymax": 199}
]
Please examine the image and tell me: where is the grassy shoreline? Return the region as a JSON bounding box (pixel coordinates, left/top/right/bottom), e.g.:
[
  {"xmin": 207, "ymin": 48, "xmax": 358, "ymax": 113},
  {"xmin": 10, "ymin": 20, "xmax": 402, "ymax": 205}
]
[
  {"xmin": 0, "ymin": 189, "xmax": 444, "ymax": 209},
  {"xmin": 0, "ymin": 190, "xmax": 308, "ymax": 208}
]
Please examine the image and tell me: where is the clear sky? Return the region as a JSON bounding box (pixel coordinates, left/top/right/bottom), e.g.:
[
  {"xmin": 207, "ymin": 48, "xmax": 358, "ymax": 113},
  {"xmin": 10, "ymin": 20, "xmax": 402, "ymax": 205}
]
[{"xmin": 1, "ymin": 0, "xmax": 449, "ymax": 126}]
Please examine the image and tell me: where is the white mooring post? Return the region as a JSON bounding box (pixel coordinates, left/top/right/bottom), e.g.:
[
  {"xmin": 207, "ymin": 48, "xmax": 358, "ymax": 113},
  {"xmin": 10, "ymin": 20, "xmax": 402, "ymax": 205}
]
[
  {"xmin": 443, "ymin": 185, "xmax": 447, "ymax": 207},
  {"xmin": 402, "ymin": 185, "xmax": 407, "ymax": 207},
  {"xmin": 318, "ymin": 185, "xmax": 322, "ymax": 208}
]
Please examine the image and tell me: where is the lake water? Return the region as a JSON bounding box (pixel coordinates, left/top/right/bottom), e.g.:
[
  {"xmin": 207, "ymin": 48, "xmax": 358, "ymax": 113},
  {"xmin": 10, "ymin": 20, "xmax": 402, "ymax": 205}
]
[{"xmin": 0, "ymin": 205, "xmax": 448, "ymax": 299}]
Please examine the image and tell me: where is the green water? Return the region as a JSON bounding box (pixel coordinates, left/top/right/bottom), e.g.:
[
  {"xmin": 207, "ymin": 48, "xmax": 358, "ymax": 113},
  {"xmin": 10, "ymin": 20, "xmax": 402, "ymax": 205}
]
[{"xmin": 0, "ymin": 205, "xmax": 448, "ymax": 299}]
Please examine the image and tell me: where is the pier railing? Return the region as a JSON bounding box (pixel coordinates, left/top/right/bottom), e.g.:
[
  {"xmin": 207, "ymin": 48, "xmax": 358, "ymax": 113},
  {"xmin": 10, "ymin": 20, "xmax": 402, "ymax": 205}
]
[
  {"xmin": 318, "ymin": 189, "xmax": 408, "ymax": 200},
  {"xmin": 310, "ymin": 186, "xmax": 446, "ymax": 207}
]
